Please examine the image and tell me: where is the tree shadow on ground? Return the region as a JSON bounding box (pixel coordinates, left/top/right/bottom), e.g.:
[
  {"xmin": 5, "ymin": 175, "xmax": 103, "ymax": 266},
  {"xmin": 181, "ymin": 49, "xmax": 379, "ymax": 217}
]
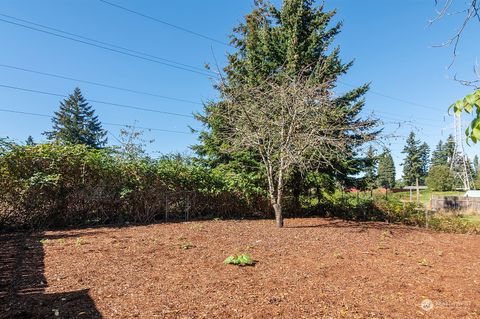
[
  {"xmin": 284, "ymin": 218, "xmax": 425, "ymax": 233},
  {"xmin": 0, "ymin": 232, "xmax": 102, "ymax": 319}
]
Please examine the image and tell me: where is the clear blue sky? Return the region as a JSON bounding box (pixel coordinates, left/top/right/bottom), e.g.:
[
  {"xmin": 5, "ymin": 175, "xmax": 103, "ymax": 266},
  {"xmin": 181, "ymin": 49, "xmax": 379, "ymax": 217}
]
[{"xmin": 0, "ymin": 0, "xmax": 478, "ymax": 177}]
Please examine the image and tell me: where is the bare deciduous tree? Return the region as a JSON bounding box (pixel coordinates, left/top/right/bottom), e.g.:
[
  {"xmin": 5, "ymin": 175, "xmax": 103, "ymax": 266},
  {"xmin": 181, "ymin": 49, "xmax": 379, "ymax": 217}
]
[
  {"xmin": 217, "ymin": 73, "xmax": 378, "ymax": 227},
  {"xmin": 431, "ymin": 0, "xmax": 479, "ymax": 70}
]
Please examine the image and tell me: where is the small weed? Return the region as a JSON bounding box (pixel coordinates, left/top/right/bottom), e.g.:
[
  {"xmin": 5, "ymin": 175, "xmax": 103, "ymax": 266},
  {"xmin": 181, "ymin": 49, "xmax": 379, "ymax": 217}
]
[
  {"xmin": 180, "ymin": 242, "xmax": 195, "ymax": 250},
  {"xmin": 56, "ymin": 238, "xmax": 65, "ymax": 244},
  {"xmin": 213, "ymin": 217, "xmax": 222, "ymax": 221},
  {"xmin": 333, "ymin": 252, "xmax": 344, "ymax": 259},
  {"xmin": 381, "ymin": 230, "xmax": 393, "ymax": 239},
  {"xmin": 418, "ymin": 258, "xmax": 431, "ymax": 267},
  {"xmin": 76, "ymin": 237, "xmax": 86, "ymax": 248},
  {"xmin": 39, "ymin": 239, "xmax": 49, "ymax": 245},
  {"xmin": 224, "ymin": 253, "xmax": 255, "ymax": 266}
]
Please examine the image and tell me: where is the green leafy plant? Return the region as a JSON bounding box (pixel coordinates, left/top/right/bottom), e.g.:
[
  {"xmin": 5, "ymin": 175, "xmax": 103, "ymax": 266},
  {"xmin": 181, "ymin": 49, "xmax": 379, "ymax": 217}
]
[
  {"xmin": 418, "ymin": 258, "xmax": 431, "ymax": 267},
  {"xmin": 450, "ymin": 90, "xmax": 480, "ymax": 143},
  {"xmin": 39, "ymin": 239, "xmax": 49, "ymax": 245},
  {"xmin": 76, "ymin": 237, "xmax": 86, "ymax": 247},
  {"xmin": 223, "ymin": 253, "xmax": 254, "ymax": 266}
]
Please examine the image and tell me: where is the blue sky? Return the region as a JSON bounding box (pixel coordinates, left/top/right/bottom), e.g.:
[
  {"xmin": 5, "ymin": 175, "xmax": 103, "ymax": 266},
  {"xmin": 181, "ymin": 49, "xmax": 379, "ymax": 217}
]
[{"xmin": 0, "ymin": 0, "xmax": 478, "ymax": 177}]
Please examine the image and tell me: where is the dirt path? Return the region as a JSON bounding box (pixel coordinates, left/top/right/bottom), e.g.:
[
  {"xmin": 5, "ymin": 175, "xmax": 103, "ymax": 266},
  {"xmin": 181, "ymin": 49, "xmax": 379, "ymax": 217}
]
[{"xmin": 2, "ymin": 218, "xmax": 479, "ymax": 318}]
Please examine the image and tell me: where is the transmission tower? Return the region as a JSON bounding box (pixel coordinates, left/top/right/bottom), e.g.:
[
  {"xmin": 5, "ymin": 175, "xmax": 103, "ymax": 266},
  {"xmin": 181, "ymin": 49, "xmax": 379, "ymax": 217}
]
[{"xmin": 450, "ymin": 113, "xmax": 472, "ymax": 190}]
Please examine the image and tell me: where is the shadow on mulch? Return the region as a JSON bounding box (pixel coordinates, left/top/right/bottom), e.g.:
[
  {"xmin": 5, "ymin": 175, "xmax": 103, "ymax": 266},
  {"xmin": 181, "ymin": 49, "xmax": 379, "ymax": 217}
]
[
  {"xmin": 284, "ymin": 218, "xmax": 420, "ymax": 232},
  {"xmin": 0, "ymin": 232, "xmax": 102, "ymax": 319}
]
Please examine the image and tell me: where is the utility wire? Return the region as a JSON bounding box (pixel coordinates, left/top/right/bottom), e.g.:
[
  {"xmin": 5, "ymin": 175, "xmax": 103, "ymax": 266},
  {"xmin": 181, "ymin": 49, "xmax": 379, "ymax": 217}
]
[
  {"xmin": 0, "ymin": 108, "xmax": 192, "ymax": 134},
  {"xmin": 0, "ymin": 84, "xmax": 195, "ymax": 118},
  {"xmin": 338, "ymin": 81, "xmax": 440, "ymax": 111},
  {"xmin": 0, "ymin": 63, "xmax": 202, "ymax": 105},
  {"xmin": 99, "ymin": 0, "xmax": 230, "ymax": 47},
  {"xmin": 0, "ymin": 14, "xmax": 215, "ymax": 77}
]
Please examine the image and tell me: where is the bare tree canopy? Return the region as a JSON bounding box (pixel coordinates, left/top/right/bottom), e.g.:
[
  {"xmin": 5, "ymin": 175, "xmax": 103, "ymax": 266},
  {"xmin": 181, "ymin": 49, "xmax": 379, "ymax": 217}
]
[
  {"xmin": 432, "ymin": 0, "xmax": 479, "ymax": 70},
  {"xmin": 217, "ymin": 72, "xmax": 379, "ymax": 227},
  {"xmin": 432, "ymin": 1, "xmax": 480, "ymax": 143}
]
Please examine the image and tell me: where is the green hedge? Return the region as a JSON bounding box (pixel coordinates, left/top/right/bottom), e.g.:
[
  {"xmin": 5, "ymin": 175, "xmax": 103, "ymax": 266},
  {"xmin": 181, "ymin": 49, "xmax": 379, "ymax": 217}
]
[{"xmin": 0, "ymin": 144, "xmax": 270, "ymax": 229}]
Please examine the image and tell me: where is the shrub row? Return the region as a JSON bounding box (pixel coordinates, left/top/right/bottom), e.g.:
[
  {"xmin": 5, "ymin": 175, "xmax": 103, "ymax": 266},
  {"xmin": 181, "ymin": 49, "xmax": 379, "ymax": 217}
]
[{"xmin": 0, "ymin": 144, "xmax": 270, "ymax": 229}]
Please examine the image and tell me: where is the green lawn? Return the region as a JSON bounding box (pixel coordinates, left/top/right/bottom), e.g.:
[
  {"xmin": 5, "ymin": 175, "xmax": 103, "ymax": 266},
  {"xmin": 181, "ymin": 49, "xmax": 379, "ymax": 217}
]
[
  {"xmin": 390, "ymin": 190, "xmax": 465, "ymax": 206},
  {"xmin": 460, "ymin": 215, "xmax": 480, "ymax": 225}
]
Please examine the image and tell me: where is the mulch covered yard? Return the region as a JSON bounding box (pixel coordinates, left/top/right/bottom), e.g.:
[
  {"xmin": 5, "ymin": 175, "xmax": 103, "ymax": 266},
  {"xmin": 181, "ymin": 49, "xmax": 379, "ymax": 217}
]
[{"xmin": 1, "ymin": 218, "xmax": 479, "ymax": 318}]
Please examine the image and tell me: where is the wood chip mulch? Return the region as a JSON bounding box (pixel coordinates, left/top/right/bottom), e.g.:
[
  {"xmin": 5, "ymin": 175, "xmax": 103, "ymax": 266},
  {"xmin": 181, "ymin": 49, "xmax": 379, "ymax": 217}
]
[{"xmin": 1, "ymin": 218, "xmax": 479, "ymax": 318}]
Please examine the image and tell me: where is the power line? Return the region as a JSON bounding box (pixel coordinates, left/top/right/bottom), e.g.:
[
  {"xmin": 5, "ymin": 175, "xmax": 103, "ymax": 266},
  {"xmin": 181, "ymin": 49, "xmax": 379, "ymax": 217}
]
[
  {"xmin": 99, "ymin": 0, "xmax": 230, "ymax": 47},
  {"xmin": 0, "ymin": 84, "xmax": 195, "ymax": 118},
  {"xmin": 0, "ymin": 14, "xmax": 215, "ymax": 77},
  {"xmin": 0, "ymin": 108, "xmax": 192, "ymax": 135},
  {"xmin": 0, "ymin": 63, "xmax": 202, "ymax": 105},
  {"xmin": 338, "ymin": 81, "xmax": 440, "ymax": 111}
]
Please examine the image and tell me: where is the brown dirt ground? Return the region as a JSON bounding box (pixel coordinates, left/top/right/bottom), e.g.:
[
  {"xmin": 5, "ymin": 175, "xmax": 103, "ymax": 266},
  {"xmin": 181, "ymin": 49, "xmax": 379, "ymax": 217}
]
[{"xmin": 1, "ymin": 218, "xmax": 480, "ymax": 319}]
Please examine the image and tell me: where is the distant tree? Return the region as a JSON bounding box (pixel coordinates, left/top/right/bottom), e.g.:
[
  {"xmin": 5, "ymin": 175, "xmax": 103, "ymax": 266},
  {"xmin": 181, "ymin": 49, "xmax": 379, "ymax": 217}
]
[
  {"xmin": 0, "ymin": 137, "xmax": 17, "ymax": 155},
  {"xmin": 44, "ymin": 87, "xmax": 107, "ymax": 148},
  {"xmin": 431, "ymin": 140, "xmax": 447, "ymax": 166},
  {"xmin": 363, "ymin": 146, "xmax": 378, "ymax": 194},
  {"xmin": 377, "ymin": 148, "xmax": 396, "ymax": 189},
  {"xmin": 25, "ymin": 135, "xmax": 35, "ymax": 146},
  {"xmin": 425, "ymin": 165, "xmax": 455, "ymax": 191},
  {"xmin": 402, "ymin": 132, "xmax": 430, "ymax": 187},
  {"xmin": 443, "ymin": 135, "xmax": 455, "ymax": 163},
  {"xmin": 114, "ymin": 122, "xmax": 154, "ymax": 160},
  {"xmin": 473, "ymin": 154, "xmax": 479, "ymax": 175}
]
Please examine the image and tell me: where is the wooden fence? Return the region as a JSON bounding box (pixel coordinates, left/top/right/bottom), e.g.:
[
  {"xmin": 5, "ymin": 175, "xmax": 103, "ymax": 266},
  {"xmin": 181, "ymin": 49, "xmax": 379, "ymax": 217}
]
[{"xmin": 430, "ymin": 195, "xmax": 480, "ymax": 212}]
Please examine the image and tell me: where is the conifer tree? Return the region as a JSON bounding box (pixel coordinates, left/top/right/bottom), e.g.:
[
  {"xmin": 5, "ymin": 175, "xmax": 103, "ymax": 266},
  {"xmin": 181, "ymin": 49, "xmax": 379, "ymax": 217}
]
[
  {"xmin": 363, "ymin": 146, "xmax": 378, "ymax": 193},
  {"xmin": 377, "ymin": 148, "xmax": 396, "ymax": 189},
  {"xmin": 473, "ymin": 155, "xmax": 479, "ymax": 179},
  {"xmin": 25, "ymin": 135, "xmax": 35, "ymax": 146},
  {"xmin": 401, "ymin": 132, "xmax": 429, "ymax": 186},
  {"xmin": 443, "ymin": 134, "xmax": 455, "ymax": 163},
  {"xmin": 44, "ymin": 88, "xmax": 107, "ymax": 148},
  {"xmin": 431, "ymin": 140, "xmax": 447, "ymax": 166},
  {"xmin": 194, "ymin": 0, "xmax": 377, "ymax": 205}
]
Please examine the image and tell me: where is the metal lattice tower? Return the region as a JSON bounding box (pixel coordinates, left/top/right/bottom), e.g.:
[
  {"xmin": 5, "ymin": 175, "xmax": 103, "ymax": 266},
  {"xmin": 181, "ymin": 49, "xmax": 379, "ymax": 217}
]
[{"xmin": 450, "ymin": 113, "xmax": 472, "ymax": 190}]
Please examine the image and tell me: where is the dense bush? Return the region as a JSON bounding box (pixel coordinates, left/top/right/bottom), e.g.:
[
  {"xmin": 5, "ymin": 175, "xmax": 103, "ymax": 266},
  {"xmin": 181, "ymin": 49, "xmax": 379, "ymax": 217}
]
[
  {"xmin": 1, "ymin": 143, "xmax": 478, "ymax": 235},
  {"xmin": 425, "ymin": 165, "xmax": 455, "ymax": 191},
  {"xmin": 0, "ymin": 144, "xmax": 269, "ymax": 229}
]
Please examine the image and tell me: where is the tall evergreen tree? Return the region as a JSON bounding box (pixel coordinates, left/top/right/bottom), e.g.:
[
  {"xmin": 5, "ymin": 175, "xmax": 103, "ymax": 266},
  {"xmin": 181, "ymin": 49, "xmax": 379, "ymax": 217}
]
[
  {"xmin": 473, "ymin": 155, "xmax": 479, "ymax": 179},
  {"xmin": 443, "ymin": 134, "xmax": 455, "ymax": 164},
  {"xmin": 195, "ymin": 0, "xmax": 377, "ymax": 200},
  {"xmin": 431, "ymin": 140, "xmax": 447, "ymax": 166},
  {"xmin": 377, "ymin": 148, "xmax": 396, "ymax": 189},
  {"xmin": 363, "ymin": 146, "xmax": 378, "ymax": 192},
  {"xmin": 25, "ymin": 135, "xmax": 35, "ymax": 146},
  {"xmin": 44, "ymin": 88, "xmax": 107, "ymax": 148},
  {"xmin": 401, "ymin": 132, "xmax": 429, "ymax": 186}
]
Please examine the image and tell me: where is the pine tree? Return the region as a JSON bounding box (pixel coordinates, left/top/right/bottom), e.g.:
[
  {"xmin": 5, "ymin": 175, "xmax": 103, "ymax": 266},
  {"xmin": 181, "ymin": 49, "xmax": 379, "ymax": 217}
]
[
  {"xmin": 194, "ymin": 0, "xmax": 377, "ymax": 198},
  {"xmin": 443, "ymin": 134, "xmax": 455, "ymax": 164},
  {"xmin": 401, "ymin": 132, "xmax": 429, "ymax": 186},
  {"xmin": 25, "ymin": 135, "xmax": 35, "ymax": 146},
  {"xmin": 363, "ymin": 146, "xmax": 378, "ymax": 192},
  {"xmin": 377, "ymin": 148, "xmax": 396, "ymax": 189},
  {"xmin": 472, "ymin": 155, "xmax": 479, "ymax": 180},
  {"xmin": 431, "ymin": 140, "xmax": 447, "ymax": 166},
  {"xmin": 44, "ymin": 88, "xmax": 107, "ymax": 148}
]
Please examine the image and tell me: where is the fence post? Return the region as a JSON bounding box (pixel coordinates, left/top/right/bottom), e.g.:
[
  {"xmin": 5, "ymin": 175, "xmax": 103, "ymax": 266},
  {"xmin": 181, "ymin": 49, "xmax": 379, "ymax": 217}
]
[{"xmin": 425, "ymin": 210, "xmax": 429, "ymax": 229}]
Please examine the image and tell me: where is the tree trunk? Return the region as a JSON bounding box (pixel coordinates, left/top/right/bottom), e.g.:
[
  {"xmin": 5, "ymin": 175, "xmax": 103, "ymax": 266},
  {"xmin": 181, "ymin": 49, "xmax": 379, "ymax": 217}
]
[{"xmin": 273, "ymin": 203, "xmax": 284, "ymax": 228}]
